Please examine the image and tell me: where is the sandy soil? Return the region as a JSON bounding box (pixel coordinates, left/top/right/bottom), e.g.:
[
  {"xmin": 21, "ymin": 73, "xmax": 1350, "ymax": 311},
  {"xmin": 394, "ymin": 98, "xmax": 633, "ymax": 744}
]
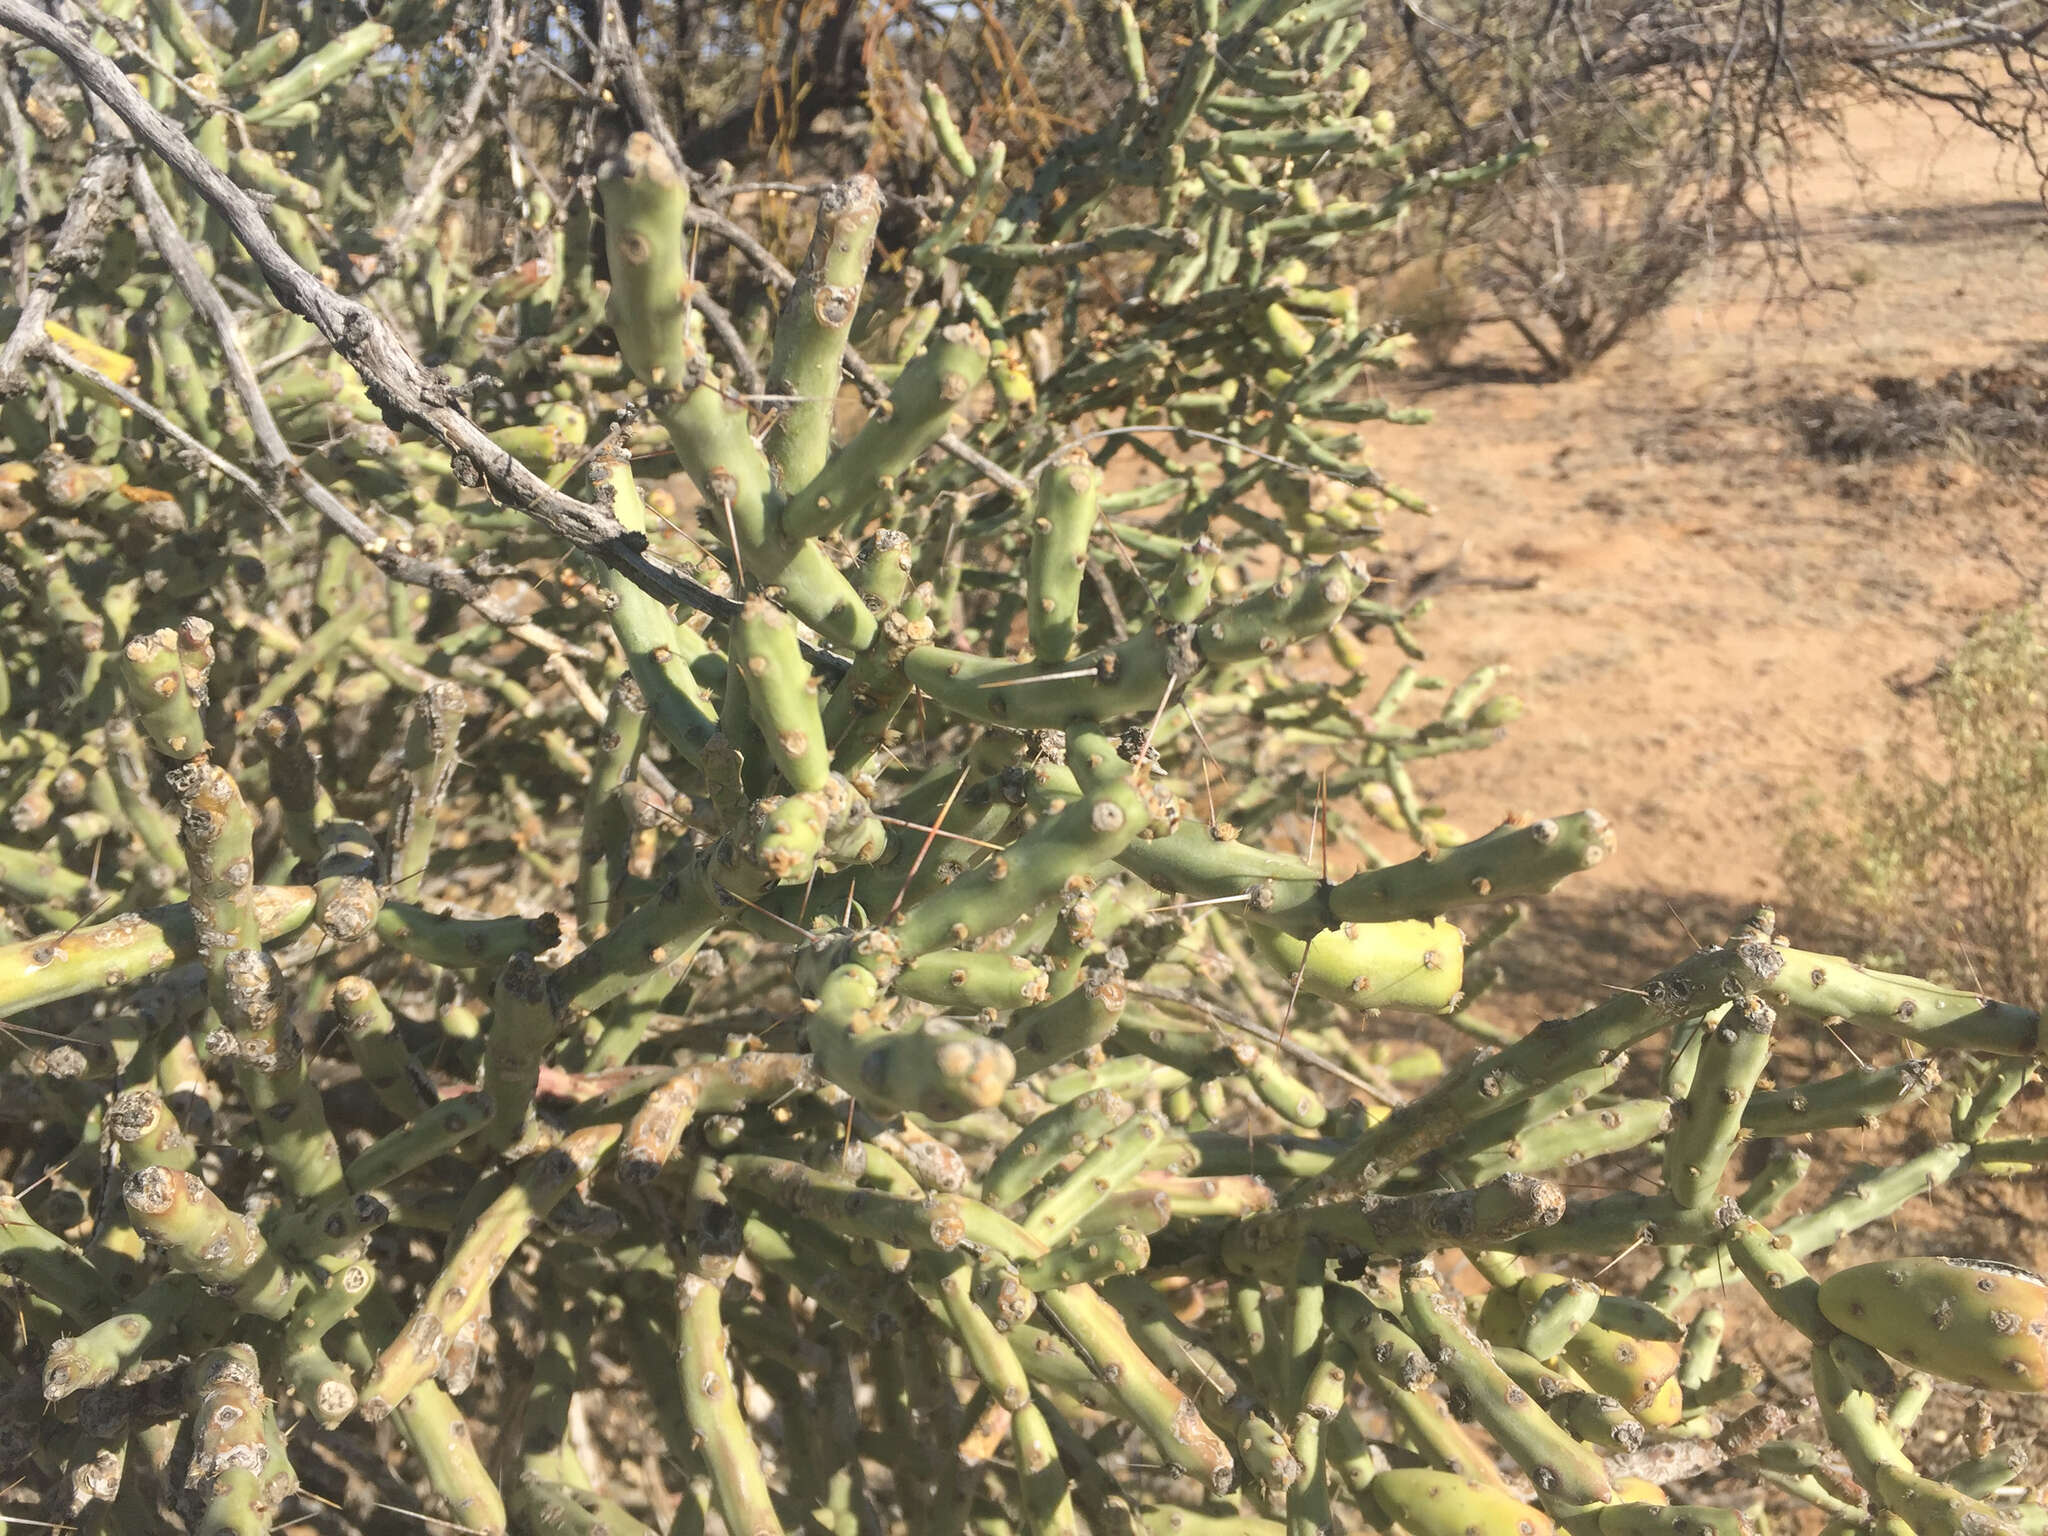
[{"xmin": 1367, "ymin": 101, "xmax": 2048, "ymax": 1002}]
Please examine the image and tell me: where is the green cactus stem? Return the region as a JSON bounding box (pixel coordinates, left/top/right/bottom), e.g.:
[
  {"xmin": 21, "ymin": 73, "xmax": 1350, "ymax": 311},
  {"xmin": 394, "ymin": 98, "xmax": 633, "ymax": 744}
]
[
  {"xmin": 1399, "ymin": 1262, "xmax": 1616, "ymax": 1506},
  {"xmin": 1225, "ymin": 1173, "xmax": 1564, "ymax": 1279},
  {"xmin": 778, "ymin": 324, "xmax": 992, "ymax": 543},
  {"xmin": 1743, "ymin": 1057, "xmax": 1941, "ymax": 1136},
  {"xmin": 187, "ymin": 1344, "xmax": 296, "ymax": 1536},
  {"xmin": 116, "ymin": 626, "xmax": 208, "ymax": 762},
  {"xmin": 122, "ymin": 1166, "xmax": 301, "ymax": 1319},
  {"xmin": 389, "ymin": 679, "xmax": 467, "ymax": 889},
  {"xmin": 1291, "ymin": 912, "xmax": 1786, "ymax": 1206},
  {"xmin": 481, "ymin": 950, "xmax": 564, "ymax": 1152},
  {"xmin": 104, "ymin": 1084, "xmax": 197, "ymax": 1172},
  {"xmin": 360, "ymin": 1123, "xmax": 619, "ymax": 1419},
  {"xmin": 1663, "ymin": 993, "xmax": 1775, "ymax": 1209},
  {"xmin": 1024, "ymin": 448, "xmax": 1102, "ymax": 665},
  {"xmin": 1369, "ymin": 1469, "xmax": 1559, "ymax": 1535},
  {"xmin": 1769, "ymin": 948, "xmax": 2046, "ymax": 1057}
]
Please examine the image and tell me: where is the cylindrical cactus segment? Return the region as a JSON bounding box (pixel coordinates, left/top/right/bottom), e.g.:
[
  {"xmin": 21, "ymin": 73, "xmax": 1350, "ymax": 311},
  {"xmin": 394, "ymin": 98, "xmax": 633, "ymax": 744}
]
[
  {"xmin": 1248, "ymin": 916, "xmax": 1465, "ymax": 1013},
  {"xmin": 390, "ymin": 679, "xmax": 467, "ymax": 889},
  {"xmin": 1663, "ymin": 992, "xmax": 1775, "ymax": 1209},
  {"xmin": 1743, "ymin": 1057, "xmax": 1940, "ymax": 1136},
  {"xmin": 597, "ymin": 132, "xmax": 694, "ymax": 389},
  {"xmin": 1399, "ymin": 1263, "xmax": 1615, "ymax": 1506},
  {"xmin": 188, "ymin": 1343, "xmax": 297, "ymax": 1535},
  {"xmin": 983, "ymin": 1088, "xmax": 1135, "ymax": 1210},
  {"xmin": 106, "ymin": 1084, "xmax": 198, "ymax": 1172},
  {"xmin": 1036, "ymin": 1282, "xmax": 1236, "ymax": 1494},
  {"xmin": 329, "ymin": 974, "xmax": 435, "ymax": 1121},
  {"xmin": 1768, "ymin": 947, "xmax": 2046, "ymax": 1057},
  {"xmin": 481, "ymin": 951, "xmax": 563, "ymax": 1152},
  {"xmin": 891, "ymin": 769, "xmax": 1147, "ymax": 957},
  {"xmin": 585, "ymin": 450, "xmax": 720, "ymax": 761},
  {"xmin": 763, "ymin": 173, "xmax": 885, "ymax": 496},
  {"xmin": 1026, "ymin": 447, "xmax": 1102, "ymax": 664},
  {"xmin": 123, "ymin": 1167, "xmax": 300, "ymax": 1320},
  {"xmin": 43, "ymin": 1274, "xmax": 199, "ymax": 1400},
  {"xmin": 1002, "ymin": 969, "xmax": 1129, "ymax": 1077},
  {"xmin": 779, "ymin": 324, "xmax": 992, "ymax": 543},
  {"xmin": 117, "ymin": 627, "xmax": 208, "ymax": 761},
  {"xmin": 806, "ymin": 961, "xmax": 1016, "ymax": 1118},
  {"xmin": 1327, "ymin": 810, "xmax": 1616, "ymax": 925},
  {"xmin": 1020, "ymin": 1112, "xmax": 1166, "ymax": 1246},
  {"xmin": 731, "ymin": 596, "xmax": 831, "ymax": 793},
  {"xmin": 359, "ymin": 1124, "xmax": 619, "ymax": 1419},
  {"xmin": 898, "ymin": 948, "xmax": 1053, "ymax": 1011},
  {"xmin": 282, "ymin": 1258, "xmax": 376, "ymax": 1426}
]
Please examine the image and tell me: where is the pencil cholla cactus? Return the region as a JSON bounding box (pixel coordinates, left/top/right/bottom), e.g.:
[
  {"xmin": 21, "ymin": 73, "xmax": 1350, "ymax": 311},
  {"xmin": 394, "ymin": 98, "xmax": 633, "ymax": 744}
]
[{"xmin": 3, "ymin": 3, "xmax": 2048, "ymax": 1536}]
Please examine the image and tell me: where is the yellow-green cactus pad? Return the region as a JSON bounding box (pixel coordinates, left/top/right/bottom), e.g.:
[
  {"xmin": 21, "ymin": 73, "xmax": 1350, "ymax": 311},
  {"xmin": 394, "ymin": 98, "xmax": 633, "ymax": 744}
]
[
  {"xmin": 1369, "ymin": 1469, "xmax": 1557, "ymax": 1535},
  {"xmin": 1817, "ymin": 1256, "xmax": 2048, "ymax": 1392}
]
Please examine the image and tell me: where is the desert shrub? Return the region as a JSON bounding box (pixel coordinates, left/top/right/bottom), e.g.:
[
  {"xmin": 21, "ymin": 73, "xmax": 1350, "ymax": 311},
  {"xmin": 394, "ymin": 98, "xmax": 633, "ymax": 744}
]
[
  {"xmin": 1787, "ymin": 365, "xmax": 2048, "ymax": 471},
  {"xmin": 1789, "ymin": 604, "xmax": 2048, "ymax": 1009},
  {"xmin": 1368, "ymin": 2, "xmax": 2048, "ymax": 376},
  {"xmin": 1379, "ymin": 247, "xmax": 1478, "ymax": 370}
]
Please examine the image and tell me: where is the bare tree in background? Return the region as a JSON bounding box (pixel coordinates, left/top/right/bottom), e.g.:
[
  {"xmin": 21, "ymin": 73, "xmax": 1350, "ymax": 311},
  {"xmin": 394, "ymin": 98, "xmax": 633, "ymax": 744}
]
[{"xmin": 1378, "ymin": 1, "xmax": 2048, "ymax": 375}]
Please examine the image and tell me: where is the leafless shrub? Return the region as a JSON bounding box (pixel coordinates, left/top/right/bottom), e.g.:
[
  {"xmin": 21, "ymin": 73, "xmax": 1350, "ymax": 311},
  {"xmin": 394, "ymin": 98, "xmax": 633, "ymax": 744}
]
[{"xmin": 1375, "ymin": 2, "xmax": 2048, "ymax": 376}]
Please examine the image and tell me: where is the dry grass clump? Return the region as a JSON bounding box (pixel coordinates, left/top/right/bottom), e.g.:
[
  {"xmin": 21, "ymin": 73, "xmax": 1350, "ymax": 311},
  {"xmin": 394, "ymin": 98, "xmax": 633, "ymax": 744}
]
[
  {"xmin": 1786, "ymin": 362, "xmax": 2048, "ymax": 470},
  {"xmin": 1788, "ymin": 603, "xmax": 2048, "ymax": 1008}
]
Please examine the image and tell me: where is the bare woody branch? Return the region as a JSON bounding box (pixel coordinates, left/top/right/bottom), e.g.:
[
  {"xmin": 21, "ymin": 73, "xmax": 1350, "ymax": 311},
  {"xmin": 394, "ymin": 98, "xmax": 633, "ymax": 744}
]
[{"xmin": 0, "ymin": 0, "xmax": 848, "ymax": 674}]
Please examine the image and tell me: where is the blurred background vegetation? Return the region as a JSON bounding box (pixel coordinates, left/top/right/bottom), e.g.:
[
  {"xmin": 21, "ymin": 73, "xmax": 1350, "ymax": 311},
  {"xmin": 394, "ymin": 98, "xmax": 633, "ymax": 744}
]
[{"xmin": 524, "ymin": 0, "xmax": 2048, "ymax": 375}]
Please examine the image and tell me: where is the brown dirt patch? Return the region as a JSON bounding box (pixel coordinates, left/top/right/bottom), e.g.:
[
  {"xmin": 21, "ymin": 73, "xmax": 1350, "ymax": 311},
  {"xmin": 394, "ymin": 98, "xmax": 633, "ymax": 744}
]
[{"xmin": 1372, "ymin": 100, "xmax": 2048, "ymax": 984}]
